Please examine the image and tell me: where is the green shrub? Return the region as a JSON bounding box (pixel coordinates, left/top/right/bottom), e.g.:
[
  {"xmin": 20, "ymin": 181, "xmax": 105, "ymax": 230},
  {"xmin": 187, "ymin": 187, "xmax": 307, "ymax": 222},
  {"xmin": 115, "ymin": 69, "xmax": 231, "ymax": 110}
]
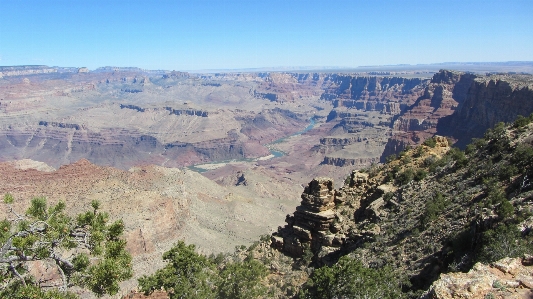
[
  {"xmin": 477, "ymin": 224, "xmax": 533, "ymax": 263},
  {"xmin": 385, "ymin": 154, "xmax": 397, "ymax": 163},
  {"xmin": 497, "ymin": 163, "xmax": 519, "ymax": 181},
  {"xmin": 413, "ymin": 146, "xmax": 425, "ymax": 158},
  {"xmin": 217, "ymin": 260, "xmax": 268, "ymax": 299},
  {"xmin": 511, "ymin": 143, "xmax": 533, "ymax": 166},
  {"xmin": 513, "ymin": 115, "xmax": 531, "ymax": 129},
  {"xmin": 414, "ymin": 169, "xmax": 428, "ymax": 181},
  {"xmin": 420, "ymin": 192, "xmax": 448, "ymax": 227},
  {"xmin": 484, "ymin": 122, "xmax": 506, "ymax": 141},
  {"xmin": 497, "ymin": 200, "xmax": 514, "ymax": 219},
  {"xmin": 402, "ymin": 155, "xmax": 412, "ymax": 164},
  {"xmin": 448, "ymin": 147, "xmax": 467, "ymax": 168},
  {"xmin": 383, "ymin": 192, "xmax": 394, "ymax": 202},
  {"xmin": 139, "ymin": 241, "xmax": 269, "ymax": 299},
  {"xmin": 422, "ymin": 137, "xmax": 437, "ymax": 148},
  {"xmin": 396, "ymin": 168, "xmax": 415, "ymax": 185},
  {"xmin": 423, "ymin": 155, "xmax": 438, "ymax": 168},
  {"xmin": 383, "ymin": 172, "xmax": 393, "ymax": 183},
  {"xmin": 1, "ymin": 197, "xmax": 132, "ymax": 298},
  {"xmin": 300, "ymin": 256, "xmax": 406, "ymax": 299},
  {"xmin": 466, "ymin": 138, "xmax": 488, "ymax": 155},
  {"xmin": 138, "ymin": 241, "xmax": 217, "ymax": 298},
  {"xmin": 344, "ymin": 175, "xmax": 351, "ymax": 186}
]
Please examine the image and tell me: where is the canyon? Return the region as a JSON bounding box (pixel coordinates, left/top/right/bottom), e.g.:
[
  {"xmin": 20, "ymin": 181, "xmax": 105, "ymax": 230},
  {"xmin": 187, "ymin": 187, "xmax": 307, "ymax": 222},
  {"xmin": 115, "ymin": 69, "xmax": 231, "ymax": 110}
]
[
  {"xmin": 1, "ymin": 65, "xmax": 532, "ymax": 184},
  {"xmin": 1, "ymin": 64, "xmax": 533, "ymax": 297}
]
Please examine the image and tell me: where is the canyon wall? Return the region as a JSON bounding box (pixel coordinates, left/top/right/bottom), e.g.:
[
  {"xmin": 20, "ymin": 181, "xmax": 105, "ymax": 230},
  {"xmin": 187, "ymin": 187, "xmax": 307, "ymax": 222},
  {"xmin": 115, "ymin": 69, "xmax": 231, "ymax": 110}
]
[
  {"xmin": 313, "ymin": 75, "xmax": 428, "ymax": 167},
  {"xmin": 381, "ymin": 71, "xmax": 533, "ymax": 160},
  {"xmin": 437, "ymin": 74, "xmax": 533, "ymax": 147}
]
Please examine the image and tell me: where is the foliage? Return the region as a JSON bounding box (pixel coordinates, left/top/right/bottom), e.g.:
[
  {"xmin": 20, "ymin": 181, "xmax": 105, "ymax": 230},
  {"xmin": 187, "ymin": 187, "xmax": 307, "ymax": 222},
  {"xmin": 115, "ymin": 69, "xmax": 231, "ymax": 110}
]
[
  {"xmin": 396, "ymin": 168, "xmax": 415, "ymax": 185},
  {"xmin": 484, "ymin": 122, "xmax": 510, "ymax": 156},
  {"xmin": 344, "ymin": 175, "xmax": 351, "ymax": 186},
  {"xmin": 385, "ymin": 154, "xmax": 397, "ymax": 163},
  {"xmin": 512, "ymin": 114, "xmax": 533, "ymax": 131},
  {"xmin": 217, "ymin": 259, "xmax": 268, "ymax": 299},
  {"xmin": 299, "ymin": 256, "xmax": 406, "ymax": 299},
  {"xmin": 420, "ymin": 192, "xmax": 448, "ymax": 227},
  {"xmin": 477, "ymin": 223, "xmax": 533, "ymax": 263},
  {"xmin": 482, "ymin": 180, "xmax": 514, "ymax": 219},
  {"xmin": 0, "ymin": 195, "xmax": 132, "ymax": 298},
  {"xmin": 383, "ymin": 192, "xmax": 394, "ymax": 202},
  {"xmin": 0, "ymin": 194, "xmax": 132, "ymax": 298},
  {"xmin": 413, "ymin": 146, "xmax": 425, "ymax": 158},
  {"xmin": 511, "ymin": 143, "xmax": 533, "ymax": 167},
  {"xmin": 1, "ymin": 283, "xmax": 79, "ymax": 299},
  {"xmin": 414, "ymin": 169, "xmax": 428, "ymax": 181},
  {"xmin": 465, "ymin": 138, "xmax": 487, "ymax": 155},
  {"xmin": 138, "ymin": 241, "xmax": 217, "ymax": 298},
  {"xmin": 447, "ymin": 147, "xmax": 467, "ymax": 168},
  {"xmin": 422, "ymin": 137, "xmax": 437, "ymax": 148},
  {"xmin": 138, "ymin": 240, "xmax": 268, "ymax": 299}
]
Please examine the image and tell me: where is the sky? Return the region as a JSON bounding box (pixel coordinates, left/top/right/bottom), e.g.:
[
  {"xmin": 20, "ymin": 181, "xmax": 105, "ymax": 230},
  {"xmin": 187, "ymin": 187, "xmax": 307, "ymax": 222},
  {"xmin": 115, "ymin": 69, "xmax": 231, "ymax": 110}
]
[{"xmin": 0, "ymin": 0, "xmax": 532, "ymax": 71}]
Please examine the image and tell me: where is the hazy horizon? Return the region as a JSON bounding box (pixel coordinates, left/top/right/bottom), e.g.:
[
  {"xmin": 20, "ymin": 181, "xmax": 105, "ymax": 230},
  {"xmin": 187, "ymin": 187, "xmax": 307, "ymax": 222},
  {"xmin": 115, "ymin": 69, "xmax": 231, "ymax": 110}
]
[{"xmin": 1, "ymin": 0, "xmax": 532, "ymax": 71}]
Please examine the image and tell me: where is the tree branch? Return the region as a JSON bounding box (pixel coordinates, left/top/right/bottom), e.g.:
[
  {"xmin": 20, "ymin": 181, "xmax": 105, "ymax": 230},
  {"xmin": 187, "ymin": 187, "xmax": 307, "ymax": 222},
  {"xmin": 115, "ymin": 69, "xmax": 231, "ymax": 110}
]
[
  {"xmin": 54, "ymin": 258, "xmax": 68, "ymax": 291},
  {"xmin": 50, "ymin": 252, "xmax": 74, "ymax": 271},
  {"xmin": 6, "ymin": 206, "xmax": 24, "ymax": 222},
  {"xmin": 8, "ymin": 262, "xmax": 26, "ymax": 287}
]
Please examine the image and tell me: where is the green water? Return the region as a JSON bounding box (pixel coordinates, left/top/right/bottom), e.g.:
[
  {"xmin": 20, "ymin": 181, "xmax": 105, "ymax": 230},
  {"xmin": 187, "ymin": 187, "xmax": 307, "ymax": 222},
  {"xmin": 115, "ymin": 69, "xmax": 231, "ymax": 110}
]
[{"xmin": 188, "ymin": 117, "xmax": 316, "ymax": 172}]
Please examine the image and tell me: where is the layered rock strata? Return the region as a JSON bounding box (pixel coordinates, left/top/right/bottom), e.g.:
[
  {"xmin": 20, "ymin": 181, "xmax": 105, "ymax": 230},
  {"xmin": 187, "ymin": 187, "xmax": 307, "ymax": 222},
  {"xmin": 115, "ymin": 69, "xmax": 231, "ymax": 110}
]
[
  {"xmin": 271, "ymin": 172, "xmax": 384, "ymax": 265},
  {"xmin": 272, "ymin": 178, "xmax": 341, "ymax": 257},
  {"xmin": 438, "ymin": 73, "xmax": 533, "ymax": 147},
  {"xmin": 380, "ymin": 70, "xmax": 476, "ymax": 160}
]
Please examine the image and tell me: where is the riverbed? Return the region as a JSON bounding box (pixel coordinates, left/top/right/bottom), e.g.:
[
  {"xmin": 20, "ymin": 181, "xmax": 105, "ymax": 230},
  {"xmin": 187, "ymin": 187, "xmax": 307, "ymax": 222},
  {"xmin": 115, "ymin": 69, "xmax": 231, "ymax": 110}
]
[{"xmin": 188, "ymin": 117, "xmax": 316, "ymax": 172}]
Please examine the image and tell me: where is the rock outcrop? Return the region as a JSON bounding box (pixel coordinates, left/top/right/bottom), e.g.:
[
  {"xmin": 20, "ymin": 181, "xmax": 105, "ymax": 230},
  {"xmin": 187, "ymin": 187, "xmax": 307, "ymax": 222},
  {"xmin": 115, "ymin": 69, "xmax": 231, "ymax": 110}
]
[
  {"xmin": 321, "ymin": 156, "xmax": 379, "ymax": 167},
  {"xmin": 271, "ymin": 171, "xmax": 384, "ymax": 265},
  {"xmin": 120, "ymin": 104, "xmax": 209, "ymax": 117},
  {"xmin": 272, "ymin": 178, "xmax": 340, "ymax": 257},
  {"xmin": 321, "ymin": 75, "xmax": 428, "ymax": 104},
  {"xmin": 422, "ymin": 257, "xmax": 533, "ymax": 299}
]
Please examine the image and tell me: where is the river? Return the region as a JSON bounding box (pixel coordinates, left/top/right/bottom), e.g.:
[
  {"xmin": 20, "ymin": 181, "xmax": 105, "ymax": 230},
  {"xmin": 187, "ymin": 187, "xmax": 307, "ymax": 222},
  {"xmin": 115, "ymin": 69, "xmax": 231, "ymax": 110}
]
[{"xmin": 188, "ymin": 117, "xmax": 316, "ymax": 173}]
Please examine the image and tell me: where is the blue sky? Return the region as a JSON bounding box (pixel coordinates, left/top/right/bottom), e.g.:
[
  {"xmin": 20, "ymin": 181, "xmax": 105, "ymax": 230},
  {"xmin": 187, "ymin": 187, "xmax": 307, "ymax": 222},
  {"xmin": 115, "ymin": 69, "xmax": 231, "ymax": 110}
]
[{"xmin": 0, "ymin": 0, "xmax": 531, "ymax": 71}]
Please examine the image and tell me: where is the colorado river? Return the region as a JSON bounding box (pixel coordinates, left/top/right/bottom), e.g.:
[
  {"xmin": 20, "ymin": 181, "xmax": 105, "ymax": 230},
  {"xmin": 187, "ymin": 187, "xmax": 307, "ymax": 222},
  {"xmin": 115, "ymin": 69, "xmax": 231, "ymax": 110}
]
[{"xmin": 188, "ymin": 117, "xmax": 316, "ymax": 172}]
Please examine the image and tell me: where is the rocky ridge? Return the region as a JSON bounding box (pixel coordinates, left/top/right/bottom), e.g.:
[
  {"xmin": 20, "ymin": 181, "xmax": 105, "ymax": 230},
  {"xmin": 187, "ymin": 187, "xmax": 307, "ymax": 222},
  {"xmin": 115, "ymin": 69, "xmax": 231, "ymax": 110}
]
[
  {"xmin": 423, "ymin": 257, "xmax": 533, "ymax": 299},
  {"xmin": 120, "ymin": 118, "xmax": 533, "ymax": 299},
  {"xmin": 265, "ymin": 117, "xmax": 533, "ymax": 297}
]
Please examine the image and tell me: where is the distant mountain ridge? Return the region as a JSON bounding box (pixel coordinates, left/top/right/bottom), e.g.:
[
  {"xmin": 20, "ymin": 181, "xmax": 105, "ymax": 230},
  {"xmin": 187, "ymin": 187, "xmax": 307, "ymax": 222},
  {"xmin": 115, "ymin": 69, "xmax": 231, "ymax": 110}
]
[{"xmin": 2, "ymin": 61, "xmax": 532, "ymax": 75}]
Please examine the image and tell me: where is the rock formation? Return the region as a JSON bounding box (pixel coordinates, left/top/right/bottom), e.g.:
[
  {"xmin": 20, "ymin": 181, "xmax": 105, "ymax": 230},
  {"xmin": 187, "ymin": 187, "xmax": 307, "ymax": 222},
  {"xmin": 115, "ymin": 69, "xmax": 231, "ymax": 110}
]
[
  {"xmin": 381, "ymin": 70, "xmax": 533, "ymax": 159},
  {"xmin": 272, "ymin": 177, "xmax": 352, "ymax": 264},
  {"xmin": 438, "ymin": 73, "xmax": 533, "ymax": 147},
  {"xmin": 422, "ymin": 257, "xmax": 533, "ymax": 299}
]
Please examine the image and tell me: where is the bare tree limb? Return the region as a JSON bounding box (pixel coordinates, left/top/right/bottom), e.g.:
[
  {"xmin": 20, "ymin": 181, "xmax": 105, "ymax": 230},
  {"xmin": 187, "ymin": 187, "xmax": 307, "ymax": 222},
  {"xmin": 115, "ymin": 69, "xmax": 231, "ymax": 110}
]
[{"xmin": 8, "ymin": 262, "xmax": 26, "ymax": 287}]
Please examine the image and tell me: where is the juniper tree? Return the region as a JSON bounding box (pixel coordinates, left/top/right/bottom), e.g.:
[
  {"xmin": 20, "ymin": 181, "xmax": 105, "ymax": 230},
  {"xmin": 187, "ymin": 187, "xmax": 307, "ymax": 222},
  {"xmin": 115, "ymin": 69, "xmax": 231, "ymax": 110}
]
[{"xmin": 0, "ymin": 194, "xmax": 132, "ymax": 298}]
